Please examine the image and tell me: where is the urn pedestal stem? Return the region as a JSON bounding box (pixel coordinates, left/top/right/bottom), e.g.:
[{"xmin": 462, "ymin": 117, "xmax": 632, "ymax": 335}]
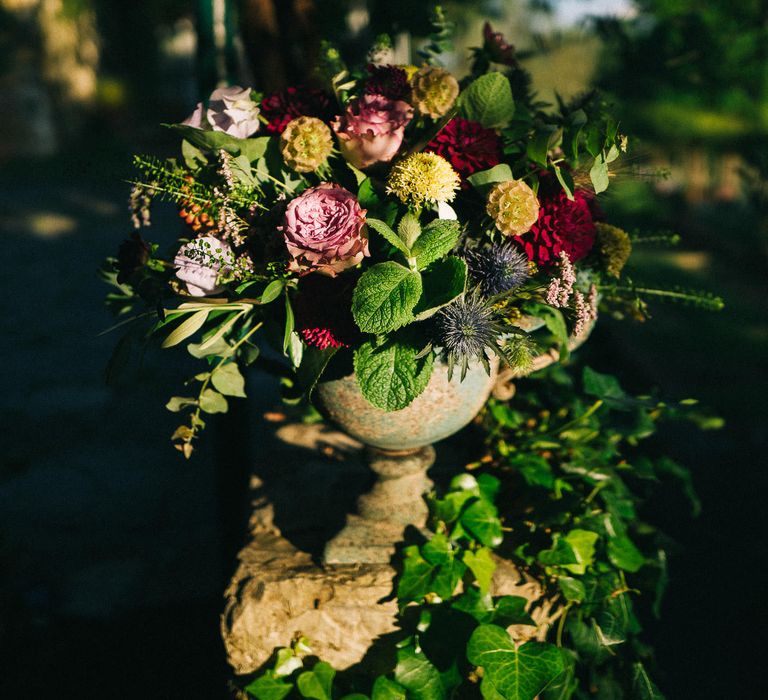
[{"xmin": 323, "ymin": 445, "xmax": 436, "ymax": 565}]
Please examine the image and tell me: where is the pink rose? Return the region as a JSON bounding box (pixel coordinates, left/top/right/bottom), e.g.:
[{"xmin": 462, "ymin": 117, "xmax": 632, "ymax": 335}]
[
  {"xmin": 332, "ymin": 94, "xmax": 413, "ymax": 169},
  {"xmin": 174, "ymin": 235, "xmax": 235, "ymax": 296},
  {"xmin": 280, "ymin": 183, "xmax": 369, "ymax": 276},
  {"xmin": 182, "ymin": 86, "xmax": 261, "ymax": 139}
]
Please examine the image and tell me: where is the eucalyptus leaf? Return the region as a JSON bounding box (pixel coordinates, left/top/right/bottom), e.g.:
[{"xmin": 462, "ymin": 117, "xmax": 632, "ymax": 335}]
[
  {"xmin": 211, "ymin": 362, "xmax": 246, "ymax": 397},
  {"xmin": 165, "ymin": 396, "xmax": 197, "ymax": 412},
  {"xmin": 199, "ymin": 388, "xmax": 228, "ymax": 414}
]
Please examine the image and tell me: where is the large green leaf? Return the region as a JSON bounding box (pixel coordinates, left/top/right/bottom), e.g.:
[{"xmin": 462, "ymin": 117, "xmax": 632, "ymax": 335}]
[
  {"xmin": 467, "ymin": 625, "xmax": 565, "ymax": 700},
  {"xmin": 393, "ymin": 647, "xmax": 445, "ymax": 700},
  {"xmin": 460, "ymin": 499, "xmax": 503, "ymax": 547},
  {"xmin": 562, "ymin": 529, "xmax": 599, "ymax": 575},
  {"xmin": 371, "ymin": 676, "xmax": 407, "ymax": 700},
  {"xmin": 244, "ymin": 671, "xmax": 293, "ymax": 700},
  {"xmin": 397, "ymin": 545, "xmax": 436, "ymax": 603},
  {"xmin": 294, "ymin": 345, "xmax": 338, "ymax": 398},
  {"xmin": 367, "ymin": 218, "xmax": 411, "ymax": 256},
  {"xmin": 459, "ymin": 73, "xmax": 515, "ymax": 129},
  {"xmin": 461, "ymin": 547, "xmax": 496, "ymax": 594},
  {"xmin": 411, "ymin": 220, "xmax": 461, "ymax": 270},
  {"xmin": 297, "ymin": 661, "xmax": 335, "ymax": 700},
  {"xmin": 493, "ymin": 596, "xmax": 535, "ymax": 627},
  {"xmin": 466, "ymin": 164, "xmax": 513, "ymax": 193},
  {"xmin": 354, "ymin": 338, "xmax": 434, "ymax": 411},
  {"xmin": 162, "ymin": 309, "xmax": 210, "ymax": 348},
  {"xmin": 352, "ymin": 262, "xmax": 422, "ymax": 334},
  {"xmin": 211, "ymin": 362, "xmax": 246, "ymax": 397},
  {"xmin": 413, "ymin": 257, "xmax": 467, "ymax": 320},
  {"xmin": 607, "ymin": 534, "xmax": 646, "ymax": 573}
]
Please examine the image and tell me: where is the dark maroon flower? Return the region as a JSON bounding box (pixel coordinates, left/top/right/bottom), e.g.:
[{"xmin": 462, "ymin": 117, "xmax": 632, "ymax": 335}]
[
  {"xmin": 425, "ymin": 118, "xmax": 501, "ymax": 184},
  {"xmin": 293, "ymin": 275, "xmax": 360, "ymax": 350},
  {"xmin": 260, "ymin": 86, "xmax": 335, "ymax": 135},
  {"xmin": 516, "ymin": 188, "xmax": 597, "ymax": 267},
  {"xmin": 364, "ymin": 64, "xmax": 411, "ymax": 102},
  {"xmin": 483, "ymin": 22, "xmax": 518, "ymax": 67},
  {"xmin": 116, "ymin": 232, "xmax": 150, "ymax": 284}
]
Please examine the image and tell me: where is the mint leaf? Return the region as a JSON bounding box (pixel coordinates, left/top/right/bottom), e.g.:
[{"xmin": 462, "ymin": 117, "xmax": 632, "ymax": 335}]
[
  {"xmin": 367, "ymin": 217, "xmax": 411, "ymax": 256},
  {"xmin": 354, "ymin": 337, "xmax": 434, "ymax": 411},
  {"xmin": 413, "ymin": 257, "xmax": 467, "ymax": 320},
  {"xmin": 411, "ymin": 220, "xmax": 461, "ymax": 270},
  {"xmin": 352, "ymin": 262, "xmax": 422, "ymax": 334},
  {"xmin": 459, "ymin": 73, "xmax": 515, "ymax": 129},
  {"xmin": 467, "ymin": 625, "xmax": 565, "ymax": 700}
]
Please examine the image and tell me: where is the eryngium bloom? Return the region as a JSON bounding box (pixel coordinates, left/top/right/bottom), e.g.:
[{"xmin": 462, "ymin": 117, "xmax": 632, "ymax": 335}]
[
  {"xmin": 280, "ymin": 183, "xmax": 369, "ymax": 277},
  {"xmin": 595, "ymin": 222, "xmax": 632, "ymax": 278},
  {"xmin": 386, "ymin": 152, "xmax": 460, "ymax": 208},
  {"xmin": 486, "ymin": 179, "xmax": 540, "ymax": 237},
  {"xmin": 437, "ymin": 290, "xmax": 502, "ymax": 380},
  {"xmin": 280, "ymin": 116, "xmax": 334, "ymax": 172},
  {"xmin": 411, "ymin": 65, "xmax": 460, "ymax": 119},
  {"xmin": 465, "ymin": 242, "xmax": 530, "ymax": 297}
]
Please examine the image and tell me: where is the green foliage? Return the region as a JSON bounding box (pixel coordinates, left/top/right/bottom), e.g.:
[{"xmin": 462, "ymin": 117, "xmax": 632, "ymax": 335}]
[
  {"xmin": 353, "ymin": 336, "xmax": 434, "ymax": 411},
  {"xmin": 351, "ymin": 262, "xmax": 422, "ymax": 334},
  {"xmin": 459, "ymin": 73, "xmax": 516, "ymax": 130}
]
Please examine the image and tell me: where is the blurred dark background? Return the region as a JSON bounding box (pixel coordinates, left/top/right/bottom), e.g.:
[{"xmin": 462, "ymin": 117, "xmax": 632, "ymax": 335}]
[{"xmin": 1, "ymin": 1, "xmax": 766, "ymax": 698}]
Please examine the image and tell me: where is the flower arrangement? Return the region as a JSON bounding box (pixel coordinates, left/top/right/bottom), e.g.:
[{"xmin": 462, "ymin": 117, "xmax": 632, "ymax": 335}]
[{"xmin": 102, "ymin": 18, "xmax": 722, "ymax": 457}]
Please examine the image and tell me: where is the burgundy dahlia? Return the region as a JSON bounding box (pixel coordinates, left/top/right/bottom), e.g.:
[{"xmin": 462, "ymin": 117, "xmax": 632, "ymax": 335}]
[
  {"xmin": 364, "ymin": 64, "xmax": 411, "ymax": 102},
  {"xmin": 483, "ymin": 22, "xmax": 518, "ymax": 67},
  {"xmin": 293, "ymin": 275, "xmax": 359, "ymax": 350},
  {"xmin": 517, "ymin": 188, "xmax": 597, "ymax": 267},
  {"xmin": 425, "ymin": 118, "xmax": 501, "ymax": 184},
  {"xmin": 260, "ymin": 86, "xmax": 335, "ymax": 135}
]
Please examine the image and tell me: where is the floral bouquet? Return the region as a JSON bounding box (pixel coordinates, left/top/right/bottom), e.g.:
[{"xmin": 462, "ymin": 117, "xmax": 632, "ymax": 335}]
[{"xmin": 102, "ymin": 19, "xmax": 720, "ymax": 457}]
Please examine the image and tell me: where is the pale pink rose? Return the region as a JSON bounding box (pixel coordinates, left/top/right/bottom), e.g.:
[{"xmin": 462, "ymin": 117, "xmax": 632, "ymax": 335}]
[
  {"xmin": 182, "ymin": 86, "xmax": 261, "ymax": 139},
  {"xmin": 174, "ymin": 235, "xmax": 235, "ymax": 296},
  {"xmin": 280, "ymin": 183, "xmax": 369, "ymax": 276},
  {"xmin": 332, "ymin": 94, "xmax": 413, "ymax": 169}
]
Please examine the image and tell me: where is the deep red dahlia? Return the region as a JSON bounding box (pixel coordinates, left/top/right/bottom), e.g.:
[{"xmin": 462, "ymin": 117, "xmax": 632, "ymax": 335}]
[
  {"xmin": 364, "ymin": 64, "xmax": 411, "ymax": 102},
  {"xmin": 517, "ymin": 189, "xmax": 597, "ymax": 267},
  {"xmin": 425, "ymin": 118, "xmax": 501, "ymax": 183},
  {"xmin": 260, "ymin": 86, "xmax": 335, "ymax": 135},
  {"xmin": 293, "ymin": 275, "xmax": 359, "ymax": 350}
]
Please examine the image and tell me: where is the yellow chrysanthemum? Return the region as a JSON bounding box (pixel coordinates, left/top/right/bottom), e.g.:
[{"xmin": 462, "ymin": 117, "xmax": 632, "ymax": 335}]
[
  {"xmin": 595, "ymin": 222, "xmax": 632, "ymax": 277},
  {"xmin": 486, "ymin": 180, "xmax": 540, "ymax": 237},
  {"xmin": 280, "ymin": 116, "xmax": 333, "ymax": 173},
  {"xmin": 411, "ymin": 65, "xmax": 459, "ymax": 119},
  {"xmin": 386, "ymin": 152, "xmax": 460, "ymax": 208}
]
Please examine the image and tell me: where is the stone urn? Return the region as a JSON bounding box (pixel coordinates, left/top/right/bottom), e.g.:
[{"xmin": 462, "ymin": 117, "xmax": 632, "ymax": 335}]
[{"xmin": 315, "ymin": 359, "xmax": 498, "ymax": 564}]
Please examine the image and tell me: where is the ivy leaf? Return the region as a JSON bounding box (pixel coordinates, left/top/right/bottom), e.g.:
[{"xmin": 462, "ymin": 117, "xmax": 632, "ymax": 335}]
[
  {"xmin": 297, "ymin": 661, "xmax": 335, "ymax": 700},
  {"xmin": 562, "ymin": 529, "xmax": 599, "ymax": 575},
  {"xmin": 607, "ymin": 534, "xmax": 646, "ymax": 573},
  {"xmin": 397, "ymin": 545, "xmax": 436, "ymax": 604},
  {"xmin": 459, "ymin": 73, "xmax": 515, "ymax": 129},
  {"xmin": 244, "ymin": 671, "xmax": 293, "ymax": 700},
  {"xmin": 557, "ymin": 576, "xmax": 586, "ymax": 603},
  {"xmin": 467, "ymin": 625, "xmax": 565, "ymax": 700},
  {"xmin": 367, "ymin": 218, "xmax": 411, "ymax": 256},
  {"xmin": 411, "ymin": 220, "xmax": 461, "ymax": 270},
  {"xmin": 431, "ymin": 558, "xmax": 466, "ymax": 599},
  {"xmin": 393, "ymin": 646, "xmax": 445, "ymax": 700},
  {"xmin": 538, "ymin": 536, "xmax": 578, "ymax": 568},
  {"xmin": 422, "ymin": 533, "xmax": 453, "ymax": 566},
  {"xmin": 413, "ymin": 257, "xmax": 467, "ymax": 320},
  {"xmin": 460, "ymin": 499, "xmax": 503, "ymax": 548},
  {"xmin": 211, "ymin": 362, "xmax": 246, "ymax": 397},
  {"xmin": 462, "ymin": 547, "xmax": 496, "ymax": 594},
  {"xmin": 199, "ymin": 388, "xmax": 228, "ymax": 414},
  {"xmin": 354, "ymin": 337, "xmax": 434, "ymax": 411},
  {"xmin": 451, "ymin": 587, "xmax": 495, "ymax": 623},
  {"xmin": 352, "ymin": 262, "xmax": 422, "ymax": 334},
  {"xmin": 494, "ymin": 595, "xmax": 535, "ymax": 626},
  {"xmin": 477, "ymin": 473, "xmax": 501, "ymax": 503},
  {"xmin": 466, "ymin": 164, "xmax": 513, "ymax": 193},
  {"xmin": 371, "ymin": 676, "xmax": 406, "ymax": 700}
]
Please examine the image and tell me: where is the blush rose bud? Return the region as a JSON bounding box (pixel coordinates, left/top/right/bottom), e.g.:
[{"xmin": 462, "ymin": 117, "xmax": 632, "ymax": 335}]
[
  {"xmin": 332, "ymin": 94, "xmax": 414, "ymax": 169},
  {"xmin": 280, "ymin": 183, "xmax": 369, "ymax": 277}
]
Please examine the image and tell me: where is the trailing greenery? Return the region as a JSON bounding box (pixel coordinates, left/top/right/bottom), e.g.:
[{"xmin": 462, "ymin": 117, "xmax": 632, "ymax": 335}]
[{"xmin": 240, "ymin": 363, "xmax": 718, "ymax": 700}]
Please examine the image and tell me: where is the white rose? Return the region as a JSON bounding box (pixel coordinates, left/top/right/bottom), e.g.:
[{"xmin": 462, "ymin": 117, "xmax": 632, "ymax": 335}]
[{"xmin": 182, "ymin": 86, "xmax": 261, "ymax": 139}]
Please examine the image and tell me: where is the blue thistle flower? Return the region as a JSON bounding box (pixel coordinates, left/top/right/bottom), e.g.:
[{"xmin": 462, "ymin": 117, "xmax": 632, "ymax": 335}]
[
  {"xmin": 437, "ymin": 290, "xmax": 501, "ymax": 380},
  {"xmin": 465, "ymin": 242, "xmax": 530, "ymax": 297}
]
